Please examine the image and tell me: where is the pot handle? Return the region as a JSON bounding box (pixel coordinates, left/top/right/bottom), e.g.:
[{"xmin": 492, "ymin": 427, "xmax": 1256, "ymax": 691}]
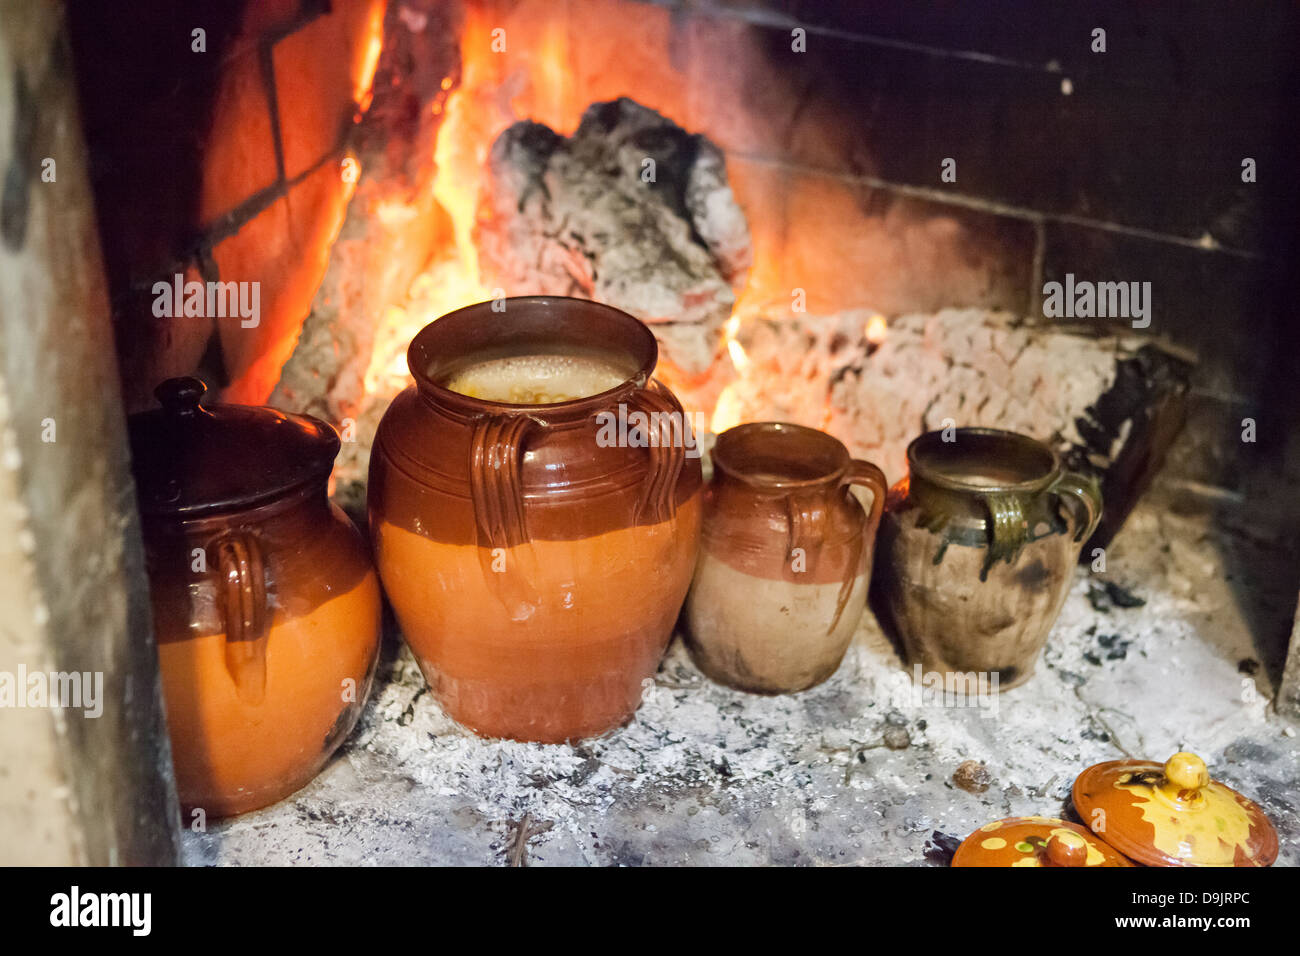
[
  {"xmin": 212, "ymin": 530, "xmax": 269, "ymax": 705},
  {"xmin": 819, "ymin": 458, "xmax": 888, "ymax": 635},
  {"xmin": 468, "ymin": 413, "xmax": 540, "ymax": 618},
  {"xmin": 977, "ymin": 492, "xmax": 1029, "ymax": 581},
  {"xmin": 976, "ymin": 472, "xmax": 1102, "ymax": 580},
  {"xmin": 468, "ymin": 413, "xmax": 534, "ymax": 550},
  {"xmin": 627, "ymin": 383, "xmax": 688, "ymax": 526},
  {"xmin": 845, "ymin": 459, "xmax": 887, "ymax": 536},
  {"xmin": 1052, "ymin": 470, "xmax": 1103, "ymax": 543}
]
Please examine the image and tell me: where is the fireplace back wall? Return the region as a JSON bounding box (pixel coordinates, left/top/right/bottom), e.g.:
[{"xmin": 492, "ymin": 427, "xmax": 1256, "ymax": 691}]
[{"xmin": 68, "ymin": 0, "xmax": 1300, "ymax": 496}]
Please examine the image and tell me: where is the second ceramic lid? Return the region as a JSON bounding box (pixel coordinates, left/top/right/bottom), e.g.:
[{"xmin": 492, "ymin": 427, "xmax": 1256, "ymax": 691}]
[
  {"xmin": 952, "ymin": 816, "xmax": 1132, "ymax": 867},
  {"xmin": 1072, "ymin": 751, "xmax": 1278, "ymax": 867}
]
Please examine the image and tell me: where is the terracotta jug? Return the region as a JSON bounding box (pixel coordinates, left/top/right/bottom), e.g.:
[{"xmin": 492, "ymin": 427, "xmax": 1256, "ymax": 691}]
[
  {"xmin": 128, "ymin": 378, "xmax": 382, "ymax": 818},
  {"xmin": 683, "ymin": 422, "xmax": 887, "ymax": 693},
  {"xmin": 872, "ymin": 427, "xmax": 1101, "ymax": 689},
  {"xmin": 368, "ymin": 296, "xmax": 702, "ymax": 743}
]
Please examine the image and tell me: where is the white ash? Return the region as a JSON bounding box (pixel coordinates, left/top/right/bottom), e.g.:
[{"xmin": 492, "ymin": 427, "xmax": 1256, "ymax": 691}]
[{"xmin": 725, "ymin": 308, "xmax": 1141, "ymax": 483}]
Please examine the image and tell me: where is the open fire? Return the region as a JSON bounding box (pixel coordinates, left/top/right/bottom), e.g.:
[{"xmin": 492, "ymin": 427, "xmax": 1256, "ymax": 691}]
[
  {"xmin": 267, "ymin": 0, "xmax": 935, "ymax": 468},
  {"xmin": 264, "ymin": 0, "xmax": 1182, "ymax": 514},
  {"xmin": 353, "ymin": 1, "xmax": 769, "ymax": 431},
  {"xmin": 8, "ymin": 0, "xmax": 1298, "ymax": 869}
]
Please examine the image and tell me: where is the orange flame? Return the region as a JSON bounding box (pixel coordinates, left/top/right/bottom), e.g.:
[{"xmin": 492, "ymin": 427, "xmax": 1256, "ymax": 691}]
[
  {"xmin": 710, "ymin": 311, "xmax": 753, "ymax": 434},
  {"xmin": 710, "ymin": 383, "xmax": 744, "ymax": 436},
  {"xmin": 723, "ymin": 314, "xmax": 749, "ymax": 373}
]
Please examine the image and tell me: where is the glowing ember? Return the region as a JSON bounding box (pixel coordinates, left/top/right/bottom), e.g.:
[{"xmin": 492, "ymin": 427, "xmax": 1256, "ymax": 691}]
[{"xmin": 866, "ymin": 313, "xmax": 889, "ymax": 346}]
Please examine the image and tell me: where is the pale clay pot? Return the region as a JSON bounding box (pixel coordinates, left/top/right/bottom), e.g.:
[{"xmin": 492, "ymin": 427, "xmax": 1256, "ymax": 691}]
[{"xmin": 684, "ymin": 422, "xmax": 886, "ymax": 694}]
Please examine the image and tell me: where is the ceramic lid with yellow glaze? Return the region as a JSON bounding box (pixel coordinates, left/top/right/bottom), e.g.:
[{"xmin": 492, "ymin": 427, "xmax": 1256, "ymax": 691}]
[
  {"xmin": 951, "ymin": 816, "xmax": 1133, "ymax": 867},
  {"xmin": 1072, "ymin": 751, "xmax": 1278, "ymax": 867}
]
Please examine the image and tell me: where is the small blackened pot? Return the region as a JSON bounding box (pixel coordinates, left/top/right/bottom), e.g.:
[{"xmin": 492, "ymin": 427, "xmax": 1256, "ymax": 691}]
[{"xmin": 872, "ymin": 428, "xmax": 1101, "ymax": 690}]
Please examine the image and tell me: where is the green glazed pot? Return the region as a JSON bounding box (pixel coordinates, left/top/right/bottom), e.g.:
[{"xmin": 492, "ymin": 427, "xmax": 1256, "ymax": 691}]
[{"xmin": 873, "ymin": 427, "xmax": 1102, "ymax": 691}]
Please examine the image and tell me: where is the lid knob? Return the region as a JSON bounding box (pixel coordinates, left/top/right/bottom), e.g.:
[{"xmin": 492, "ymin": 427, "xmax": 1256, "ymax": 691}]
[
  {"xmin": 155, "ymin": 376, "xmax": 207, "ymax": 416},
  {"xmin": 1164, "ymin": 751, "xmax": 1209, "ymax": 793},
  {"xmin": 1045, "ymin": 830, "xmax": 1088, "ymax": 867}
]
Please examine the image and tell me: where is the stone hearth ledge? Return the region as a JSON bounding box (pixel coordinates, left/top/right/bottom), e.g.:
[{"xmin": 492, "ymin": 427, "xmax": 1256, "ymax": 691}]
[{"xmin": 183, "ymin": 486, "xmax": 1300, "ymax": 866}]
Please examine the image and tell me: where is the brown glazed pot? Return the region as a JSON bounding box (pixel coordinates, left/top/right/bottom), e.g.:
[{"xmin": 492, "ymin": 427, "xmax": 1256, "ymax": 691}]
[
  {"xmin": 872, "ymin": 427, "xmax": 1101, "ymax": 690},
  {"xmin": 368, "ymin": 296, "xmax": 703, "ymax": 743},
  {"xmin": 129, "ymin": 378, "xmax": 382, "ymax": 818},
  {"xmin": 683, "ymin": 423, "xmax": 887, "ymax": 693}
]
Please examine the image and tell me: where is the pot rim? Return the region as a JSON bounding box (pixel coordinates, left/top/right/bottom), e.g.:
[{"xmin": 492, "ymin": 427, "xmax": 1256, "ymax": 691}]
[
  {"xmin": 406, "ymin": 295, "xmax": 658, "ymax": 416},
  {"xmin": 906, "ymin": 427, "xmax": 1060, "ymax": 495},
  {"xmin": 713, "ymin": 421, "xmax": 851, "ymax": 490}
]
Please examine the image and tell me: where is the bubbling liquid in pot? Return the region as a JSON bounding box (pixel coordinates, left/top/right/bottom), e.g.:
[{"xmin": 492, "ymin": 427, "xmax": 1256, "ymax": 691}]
[{"xmin": 441, "ymin": 353, "xmax": 630, "ymax": 405}]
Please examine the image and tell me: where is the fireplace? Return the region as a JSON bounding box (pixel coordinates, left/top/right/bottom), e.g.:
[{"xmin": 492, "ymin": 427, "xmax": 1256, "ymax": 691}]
[{"xmin": 1, "ymin": 0, "xmax": 1298, "ymax": 866}]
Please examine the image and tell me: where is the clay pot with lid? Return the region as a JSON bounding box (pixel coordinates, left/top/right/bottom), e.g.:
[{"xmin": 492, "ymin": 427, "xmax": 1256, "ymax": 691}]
[
  {"xmin": 368, "ymin": 296, "xmax": 702, "ymax": 743},
  {"xmin": 1073, "ymin": 751, "xmax": 1278, "ymax": 867},
  {"xmin": 872, "ymin": 427, "xmax": 1102, "ymax": 689},
  {"xmin": 683, "ymin": 422, "xmax": 887, "ymax": 693},
  {"xmin": 129, "ymin": 378, "xmax": 382, "ymax": 818}
]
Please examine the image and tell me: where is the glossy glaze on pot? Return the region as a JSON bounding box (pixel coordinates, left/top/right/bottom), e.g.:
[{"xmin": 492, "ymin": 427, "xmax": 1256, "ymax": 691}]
[
  {"xmin": 872, "ymin": 428, "xmax": 1101, "ymax": 690},
  {"xmin": 368, "ymin": 297, "xmax": 703, "ymax": 743},
  {"xmin": 1072, "ymin": 752, "xmax": 1278, "ymax": 867},
  {"xmin": 951, "ymin": 817, "xmax": 1133, "ymax": 867},
  {"xmin": 683, "ymin": 423, "xmax": 886, "ymax": 694},
  {"xmin": 131, "ymin": 381, "xmax": 381, "ymax": 818},
  {"xmin": 148, "ymin": 490, "xmax": 380, "ymax": 816}
]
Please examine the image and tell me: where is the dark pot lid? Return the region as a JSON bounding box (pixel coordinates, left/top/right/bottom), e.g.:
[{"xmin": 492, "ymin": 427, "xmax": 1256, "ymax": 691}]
[
  {"xmin": 128, "ymin": 377, "xmax": 339, "ymax": 517},
  {"xmin": 951, "ymin": 816, "xmax": 1132, "ymax": 867},
  {"xmin": 1072, "ymin": 751, "xmax": 1279, "ymax": 867}
]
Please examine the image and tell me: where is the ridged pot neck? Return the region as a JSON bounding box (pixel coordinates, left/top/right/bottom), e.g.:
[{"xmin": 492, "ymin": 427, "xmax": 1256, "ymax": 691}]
[
  {"xmin": 712, "ymin": 421, "xmax": 850, "ymax": 494},
  {"xmin": 905, "ymin": 427, "xmax": 1060, "ymax": 516},
  {"xmin": 407, "ymin": 295, "xmax": 657, "ymax": 421}
]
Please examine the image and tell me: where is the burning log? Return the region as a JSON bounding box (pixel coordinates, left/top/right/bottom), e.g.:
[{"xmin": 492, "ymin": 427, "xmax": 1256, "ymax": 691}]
[
  {"xmin": 1059, "ymin": 343, "xmax": 1191, "ymax": 549},
  {"xmin": 474, "ymin": 97, "xmax": 752, "ymax": 377},
  {"xmin": 271, "ymin": 0, "xmax": 458, "ymax": 428}
]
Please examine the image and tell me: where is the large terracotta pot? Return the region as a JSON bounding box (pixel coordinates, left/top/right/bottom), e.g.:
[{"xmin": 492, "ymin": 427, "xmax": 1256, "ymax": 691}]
[
  {"xmin": 683, "ymin": 422, "xmax": 886, "ymax": 693},
  {"xmin": 129, "ymin": 378, "xmax": 382, "ymax": 818},
  {"xmin": 368, "ymin": 296, "xmax": 703, "ymax": 743},
  {"xmin": 872, "ymin": 427, "xmax": 1101, "ymax": 690}
]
